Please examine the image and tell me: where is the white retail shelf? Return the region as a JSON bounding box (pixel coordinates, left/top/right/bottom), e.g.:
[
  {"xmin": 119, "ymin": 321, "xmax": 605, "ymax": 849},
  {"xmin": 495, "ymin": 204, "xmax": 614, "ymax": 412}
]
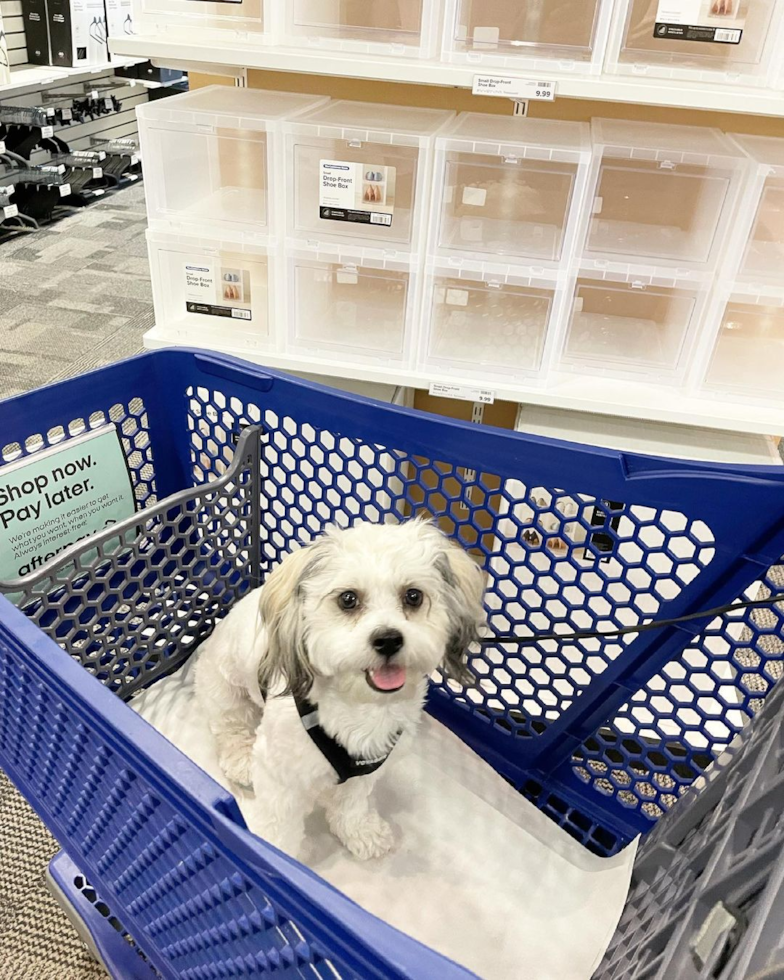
[
  {"xmin": 515, "ymin": 404, "xmax": 782, "ymax": 466},
  {"xmin": 144, "ymin": 326, "xmax": 784, "ymax": 437},
  {"xmin": 110, "ymin": 36, "xmax": 784, "ymax": 117},
  {"xmin": 0, "ymin": 59, "xmax": 143, "ymax": 101}
]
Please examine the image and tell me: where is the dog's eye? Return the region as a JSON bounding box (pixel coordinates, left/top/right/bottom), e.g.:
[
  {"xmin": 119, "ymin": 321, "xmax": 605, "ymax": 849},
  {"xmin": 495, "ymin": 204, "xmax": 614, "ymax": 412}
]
[
  {"xmin": 404, "ymin": 588, "xmax": 423, "ymax": 608},
  {"xmin": 338, "ymin": 591, "xmax": 359, "ymax": 611}
]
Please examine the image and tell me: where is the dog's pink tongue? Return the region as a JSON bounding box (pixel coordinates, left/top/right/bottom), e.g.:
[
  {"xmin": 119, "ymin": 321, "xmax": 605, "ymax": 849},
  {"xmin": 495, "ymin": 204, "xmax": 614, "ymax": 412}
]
[{"xmin": 370, "ymin": 664, "xmax": 407, "ymax": 690}]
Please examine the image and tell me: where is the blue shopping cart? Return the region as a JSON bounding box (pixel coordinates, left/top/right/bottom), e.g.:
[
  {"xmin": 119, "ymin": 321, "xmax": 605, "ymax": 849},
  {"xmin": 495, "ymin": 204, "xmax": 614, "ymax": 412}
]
[{"xmin": 2, "ymin": 348, "xmax": 784, "ymax": 978}]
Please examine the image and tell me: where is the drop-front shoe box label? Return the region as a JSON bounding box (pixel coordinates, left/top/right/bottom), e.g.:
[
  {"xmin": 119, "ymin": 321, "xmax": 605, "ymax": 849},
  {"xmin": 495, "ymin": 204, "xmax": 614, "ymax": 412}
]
[
  {"xmin": 655, "ymin": 0, "xmax": 745, "ymax": 43},
  {"xmin": 319, "ymin": 160, "xmax": 396, "ymax": 227},
  {"xmin": 185, "ymin": 261, "xmax": 252, "ymax": 321}
]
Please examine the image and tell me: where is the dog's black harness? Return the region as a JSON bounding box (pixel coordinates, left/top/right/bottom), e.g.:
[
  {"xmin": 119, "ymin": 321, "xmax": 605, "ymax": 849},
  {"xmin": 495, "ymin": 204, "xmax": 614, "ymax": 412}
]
[{"xmin": 295, "ymin": 698, "xmax": 403, "ymax": 784}]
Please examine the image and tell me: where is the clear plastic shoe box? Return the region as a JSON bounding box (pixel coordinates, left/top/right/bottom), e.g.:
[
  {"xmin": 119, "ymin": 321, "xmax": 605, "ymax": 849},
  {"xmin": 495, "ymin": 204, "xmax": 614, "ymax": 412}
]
[
  {"xmin": 607, "ymin": 0, "xmax": 784, "ymax": 86},
  {"xmin": 285, "ymin": 243, "xmax": 419, "ymax": 366},
  {"xmin": 723, "ymin": 134, "xmax": 784, "ymax": 284},
  {"xmin": 559, "ymin": 267, "xmax": 710, "ymax": 382},
  {"xmin": 580, "ymin": 119, "xmax": 750, "ymax": 273},
  {"xmin": 432, "ymin": 113, "xmax": 591, "ymax": 268},
  {"xmin": 441, "ymin": 0, "xmax": 615, "ymax": 74},
  {"xmin": 419, "ymin": 258, "xmax": 565, "ymax": 383},
  {"xmin": 148, "ymin": 230, "xmax": 275, "ymax": 351},
  {"xmin": 700, "ymin": 285, "xmax": 784, "ymax": 403},
  {"xmin": 284, "ymin": 100, "xmax": 454, "ymax": 251},
  {"xmin": 138, "ymin": 86, "xmax": 329, "ymax": 242},
  {"xmin": 692, "ymin": 135, "xmax": 784, "ymax": 403},
  {"xmin": 133, "ymin": 0, "xmax": 269, "ymax": 37},
  {"xmin": 280, "ymin": 0, "xmax": 442, "ymax": 58}
]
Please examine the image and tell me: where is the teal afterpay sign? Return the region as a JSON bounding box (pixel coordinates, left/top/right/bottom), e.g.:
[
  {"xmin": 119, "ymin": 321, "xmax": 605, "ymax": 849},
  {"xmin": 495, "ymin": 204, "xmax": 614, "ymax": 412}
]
[{"xmin": 0, "ymin": 425, "xmax": 136, "ymax": 582}]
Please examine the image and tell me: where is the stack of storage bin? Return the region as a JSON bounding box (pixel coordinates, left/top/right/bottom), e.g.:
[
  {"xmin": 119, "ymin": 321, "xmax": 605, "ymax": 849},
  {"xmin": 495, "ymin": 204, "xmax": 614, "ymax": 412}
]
[
  {"xmin": 138, "ymin": 86, "xmax": 329, "ymax": 353},
  {"xmin": 559, "ymin": 119, "xmax": 750, "ymax": 384},
  {"xmin": 695, "ymin": 135, "xmax": 784, "ymax": 405},
  {"xmin": 129, "ymin": 0, "xmax": 784, "ymax": 99},
  {"xmin": 139, "ymin": 87, "xmax": 453, "ymax": 366},
  {"xmin": 140, "ymin": 86, "xmax": 784, "ymax": 408},
  {"xmin": 281, "ymin": 100, "xmax": 453, "ymax": 370},
  {"xmin": 418, "ymin": 112, "xmax": 592, "ymax": 384}
]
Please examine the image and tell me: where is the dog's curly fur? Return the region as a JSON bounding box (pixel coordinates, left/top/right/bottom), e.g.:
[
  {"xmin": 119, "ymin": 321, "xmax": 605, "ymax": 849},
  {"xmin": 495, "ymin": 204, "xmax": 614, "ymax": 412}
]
[{"xmin": 194, "ymin": 519, "xmax": 485, "ymax": 860}]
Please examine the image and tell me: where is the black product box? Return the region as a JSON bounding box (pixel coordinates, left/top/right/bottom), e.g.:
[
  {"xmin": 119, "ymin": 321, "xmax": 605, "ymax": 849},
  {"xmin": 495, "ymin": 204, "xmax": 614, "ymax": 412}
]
[
  {"xmin": 136, "ymin": 63, "xmax": 184, "ymax": 84},
  {"xmin": 47, "ymin": 0, "xmax": 107, "ymax": 68},
  {"xmin": 21, "ymin": 0, "xmax": 50, "ymax": 65}
]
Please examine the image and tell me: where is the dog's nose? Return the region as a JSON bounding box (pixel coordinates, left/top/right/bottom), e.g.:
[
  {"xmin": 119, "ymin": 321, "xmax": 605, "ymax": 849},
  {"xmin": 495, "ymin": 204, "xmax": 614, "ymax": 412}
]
[{"xmin": 372, "ymin": 629, "xmax": 404, "ymax": 658}]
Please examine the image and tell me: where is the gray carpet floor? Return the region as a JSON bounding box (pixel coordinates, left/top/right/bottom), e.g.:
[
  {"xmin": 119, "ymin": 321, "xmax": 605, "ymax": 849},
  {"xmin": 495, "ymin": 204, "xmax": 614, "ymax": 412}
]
[
  {"xmin": 0, "ymin": 183, "xmax": 152, "ymax": 979},
  {"xmin": 0, "ymin": 182, "xmax": 152, "ymax": 399}
]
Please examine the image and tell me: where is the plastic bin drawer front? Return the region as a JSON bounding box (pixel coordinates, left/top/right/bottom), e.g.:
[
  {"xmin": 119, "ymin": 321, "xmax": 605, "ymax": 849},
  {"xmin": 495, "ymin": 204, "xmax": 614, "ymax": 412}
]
[
  {"xmin": 292, "ymin": 258, "xmax": 411, "ymax": 356},
  {"xmin": 152, "ymin": 240, "xmax": 271, "ymax": 347},
  {"xmin": 564, "ymin": 279, "xmax": 697, "ymax": 374},
  {"xmin": 706, "ymin": 300, "xmax": 784, "ymax": 397},
  {"xmin": 292, "ymin": 139, "xmax": 420, "ymax": 247},
  {"xmin": 617, "ymin": 0, "xmax": 777, "ymax": 73},
  {"xmin": 137, "ymin": 0, "xmax": 265, "ymax": 31},
  {"xmin": 440, "ymin": 154, "xmax": 578, "ymax": 262},
  {"xmin": 290, "ymin": 0, "xmax": 424, "ymax": 45},
  {"xmin": 587, "ymin": 161, "xmax": 731, "ymax": 265},
  {"xmin": 147, "ymin": 127, "xmax": 269, "ymax": 235},
  {"xmin": 426, "ymin": 276, "xmax": 554, "ymax": 377},
  {"xmin": 452, "ymin": 0, "xmax": 604, "ymax": 59},
  {"xmin": 741, "ymin": 177, "xmax": 784, "ymax": 279}
]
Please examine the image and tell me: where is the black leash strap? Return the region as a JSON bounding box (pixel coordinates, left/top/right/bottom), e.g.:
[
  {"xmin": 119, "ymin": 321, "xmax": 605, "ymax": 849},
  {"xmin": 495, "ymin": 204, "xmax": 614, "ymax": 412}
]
[{"xmin": 295, "ymin": 698, "xmax": 402, "ymax": 784}]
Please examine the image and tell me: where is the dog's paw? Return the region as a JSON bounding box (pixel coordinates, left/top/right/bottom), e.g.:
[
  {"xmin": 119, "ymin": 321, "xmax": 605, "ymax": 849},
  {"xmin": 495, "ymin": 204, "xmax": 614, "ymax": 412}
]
[
  {"xmin": 217, "ymin": 736, "xmax": 255, "ymax": 787},
  {"xmin": 339, "ymin": 814, "xmax": 395, "ymax": 861}
]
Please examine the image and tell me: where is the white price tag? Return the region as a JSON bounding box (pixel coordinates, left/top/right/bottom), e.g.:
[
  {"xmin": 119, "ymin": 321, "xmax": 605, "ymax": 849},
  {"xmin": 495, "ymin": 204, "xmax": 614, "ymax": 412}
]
[
  {"xmin": 0, "ymin": 141, "xmax": 5, "ymax": 154},
  {"xmin": 472, "ymin": 75, "xmax": 557, "ymax": 101},
  {"xmin": 90, "ymin": 89, "xmax": 98, "ymax": 99},
  {"xmin": 429, "ymin": 383, "xmax": 495, "ymax": 405},
  {"xmin": 61, "ymin": 107, "xmax": 72, "ymax": 121},
  {"xmin": 3, "ymin": 205, "xmax": 18, "ymax": 219},
  {"xmin": 59, "ymin": 183, "xmax": 71, "ymax": 197},
  {"xmin": 46, "ymin": 107, "xmax": 55, "ymax": 117},
  {"xmin": 92, "ymin": 167, "xmax": 102, "ymax": 178},
  {"xmin": 92, "ymin": 189, "xmax": 105, "ymax": 196},
  {"xmin": 130, "ymin": 153, "xmax": 140, "ymax": 165},
  {"xmin": 41, "ymin": 125, "xmax": 54, "ymax": 138},
  {"xmin": 104, "ymin": 98, "xmax": 113, "ymax": 110}
]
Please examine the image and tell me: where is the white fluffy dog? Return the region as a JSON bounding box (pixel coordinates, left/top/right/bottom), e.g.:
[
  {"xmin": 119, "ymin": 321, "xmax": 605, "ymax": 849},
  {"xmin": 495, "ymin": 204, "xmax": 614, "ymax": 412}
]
[{"xmin": 195, "ymin": 519, "xmax": 485, "ymax": 860}]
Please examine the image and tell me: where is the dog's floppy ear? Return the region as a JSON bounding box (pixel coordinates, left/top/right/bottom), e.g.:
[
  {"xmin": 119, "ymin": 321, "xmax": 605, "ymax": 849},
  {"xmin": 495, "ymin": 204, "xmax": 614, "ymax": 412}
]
[
  {"xmin": 434, "ymin": 532, "xmax": 486, "ymax": 686},
  {"xmin": 258, "ymin": 540, "xmax": 328, "ymax": 700}
]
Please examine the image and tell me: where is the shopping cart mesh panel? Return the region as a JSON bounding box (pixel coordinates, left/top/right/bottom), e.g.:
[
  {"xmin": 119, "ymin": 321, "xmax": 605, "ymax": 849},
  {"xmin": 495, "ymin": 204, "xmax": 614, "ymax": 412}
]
[
  {"xmin": 8, "ymin": 436, "xmax": 260, "ymax": 700},
  {"xmin": 0, "ymin": 630, "xmax": 358, "ymax": 980},
  {"xmin": 2, "ymin": 397, "xmax": 157, "ymax": 508},
  {"xmin": 573, "ymin": 568, "xmax": 784, "ymax": 824},
  {"xmin": 595, "ymin": 666, "xmax": 784, "ymax": 980},
  {"xmin": 186, "ymin": 386, "xmax": 716, "ymax": 739}
]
